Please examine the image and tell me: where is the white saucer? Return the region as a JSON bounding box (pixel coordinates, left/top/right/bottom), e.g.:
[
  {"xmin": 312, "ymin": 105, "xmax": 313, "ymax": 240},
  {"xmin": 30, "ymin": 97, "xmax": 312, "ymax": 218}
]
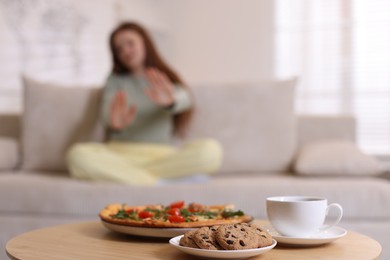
[
  {"xmin": 169, "ymin": 235, "xmax": 277, "ymax": 259},
  {"xmin": 265, "ymin": 226, "xmax": 347, "ymax": 246}
]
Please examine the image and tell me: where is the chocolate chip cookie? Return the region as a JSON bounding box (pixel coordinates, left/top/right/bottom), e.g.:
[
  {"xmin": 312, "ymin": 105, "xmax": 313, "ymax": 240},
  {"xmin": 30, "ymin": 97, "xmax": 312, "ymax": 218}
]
[
  {"xmin": 193, "ymin": 226, "xmax": 222, "ymax": 250},
  {"xmin": 246, "ymin": 223, "xmax": 273, "ymax": 247},
  {"xmin": 179, "ymin": 229, "xmax": 199, "ymax": 248},
  {"xmin": 215, "ymin": 223, "xmax": 259, "ymax": 250}
]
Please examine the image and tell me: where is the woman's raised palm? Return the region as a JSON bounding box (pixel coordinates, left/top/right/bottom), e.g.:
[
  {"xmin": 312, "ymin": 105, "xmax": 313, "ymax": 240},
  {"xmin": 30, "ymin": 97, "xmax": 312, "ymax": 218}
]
[
  {"xmin": 109, "ymin": 91, "xmax": 137, "ymax": 130},
  {"xmin": 144, "ymin": 68, "xmax": 175, "ymax": 107}
]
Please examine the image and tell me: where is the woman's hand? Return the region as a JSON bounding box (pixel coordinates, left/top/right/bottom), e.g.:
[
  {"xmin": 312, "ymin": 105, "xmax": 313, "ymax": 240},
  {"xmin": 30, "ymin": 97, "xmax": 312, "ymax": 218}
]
[
  {"xmin": 109, "ymin": 91, "xmax": 137, "ymax": 130},
  {"xmin": 144, "ymin": 68, "xmax": 175, "ymax": 107}
]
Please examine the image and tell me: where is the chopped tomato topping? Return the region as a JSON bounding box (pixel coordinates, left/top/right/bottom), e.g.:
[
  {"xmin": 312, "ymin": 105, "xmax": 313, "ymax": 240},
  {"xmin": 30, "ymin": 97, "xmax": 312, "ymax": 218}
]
[
  {"xmin": 138, "ymin": 211, "xmax": 153, "ymax": 219},
  {"xmin": 169, "ymin": 200, "xmax": 185, "ymax": 209},
  {"xmin": 168, "ymin": 215, "xmax": 185, "ymax": 223},
  {"xmin": 126, "ymin": 209, "xmax": 137, "ymax": 214},
  {"xmin": 167, "ymin": 208, "xmax": 181, "ymax": 216}
]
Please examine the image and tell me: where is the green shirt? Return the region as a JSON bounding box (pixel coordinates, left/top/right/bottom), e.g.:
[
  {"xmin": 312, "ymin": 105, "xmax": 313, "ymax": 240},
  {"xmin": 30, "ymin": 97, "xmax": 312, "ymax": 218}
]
[{"xmin": 101, "ymin": 73, "xmax": 192, "ymax": 144}]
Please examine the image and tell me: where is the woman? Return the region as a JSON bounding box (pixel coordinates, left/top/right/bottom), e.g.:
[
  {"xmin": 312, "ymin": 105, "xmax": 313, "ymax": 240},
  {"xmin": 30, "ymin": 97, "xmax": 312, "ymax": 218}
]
[{"xmin": 66, "ymin": 22, "xmax": 222, "ymax": 186}]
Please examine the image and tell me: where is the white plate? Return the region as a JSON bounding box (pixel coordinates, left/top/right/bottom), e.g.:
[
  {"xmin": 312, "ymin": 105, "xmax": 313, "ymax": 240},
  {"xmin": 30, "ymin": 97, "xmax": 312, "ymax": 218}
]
[
  {"xmin": 101, "ymin": 221, "xmax": 194, "ymax": 238},
  {"xmin": 266, "ymin": 226, "xmax": 347, "ymax": 246},
  {"xmin": 169, "ymin": 235, "xmax": 277, "ymax": 259}
]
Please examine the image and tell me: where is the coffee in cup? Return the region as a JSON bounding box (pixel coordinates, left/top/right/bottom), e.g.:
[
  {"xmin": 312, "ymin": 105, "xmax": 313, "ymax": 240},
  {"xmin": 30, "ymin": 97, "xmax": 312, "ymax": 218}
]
[{"xmin": 266, "ymin": 196, "xmax": 343, "ymax": 237}]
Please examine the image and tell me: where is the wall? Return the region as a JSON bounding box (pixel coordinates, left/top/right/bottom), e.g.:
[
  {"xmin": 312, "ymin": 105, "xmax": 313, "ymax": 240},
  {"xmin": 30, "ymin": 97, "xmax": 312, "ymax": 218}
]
[
  {"xmin": 162, "ymin": 0, "xmax": 275, "ymax": 85},
  {"xmin": 0, "ymin": 0, "xmax": 169, "ymax": 113},
  {"xmin": 0, "ymin": 0, "xmax": 274, "ymax": 112}
]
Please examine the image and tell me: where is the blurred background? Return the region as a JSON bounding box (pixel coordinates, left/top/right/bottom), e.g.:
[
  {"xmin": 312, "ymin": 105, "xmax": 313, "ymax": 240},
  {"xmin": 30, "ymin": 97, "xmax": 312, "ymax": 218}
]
[{"xmin": 0, "ymin": 0, "xmax": 389, "ymax": 161}]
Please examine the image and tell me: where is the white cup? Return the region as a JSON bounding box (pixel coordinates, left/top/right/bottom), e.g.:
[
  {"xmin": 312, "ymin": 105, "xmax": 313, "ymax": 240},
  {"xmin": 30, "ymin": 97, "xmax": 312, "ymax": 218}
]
[{"xmin": 266, "ymin": 196, "xmax": 343, "ymax": 237}]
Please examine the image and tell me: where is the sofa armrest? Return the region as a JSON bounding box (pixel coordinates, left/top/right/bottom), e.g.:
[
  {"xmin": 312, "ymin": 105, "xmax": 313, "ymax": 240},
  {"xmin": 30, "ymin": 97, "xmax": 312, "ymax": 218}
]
[
  {"xmin": 0, "ymin": 113, "xmax": 20, "ymax": 139},
  {"xmin": 297, "ymin": 114, "xmax": 356, "ymax": 147}
]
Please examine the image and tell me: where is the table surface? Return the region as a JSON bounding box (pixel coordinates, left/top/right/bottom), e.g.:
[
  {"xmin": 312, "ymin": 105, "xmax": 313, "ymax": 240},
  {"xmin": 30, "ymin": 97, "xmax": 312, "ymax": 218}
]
[{"xmin": 6, "ymin": 220, "xmax": 382, "ymax": 260}]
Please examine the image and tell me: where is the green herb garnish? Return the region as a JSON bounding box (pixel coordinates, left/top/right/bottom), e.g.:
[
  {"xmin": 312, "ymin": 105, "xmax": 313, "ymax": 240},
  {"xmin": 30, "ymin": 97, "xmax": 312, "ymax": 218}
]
[
  {"xmin": 221, "ymin": 210, "xmax": 244, "ymax": 218},
  {"xmin": 113, "ymin": 209, "xmax": 129, "ymax": 219},
  {"xmin": 111, "ymin": 205, "xmax": 139, "ymax": 220},
  {"xmin": 193, "ymin": 211, "xmax": 218, "ymax": 219}
]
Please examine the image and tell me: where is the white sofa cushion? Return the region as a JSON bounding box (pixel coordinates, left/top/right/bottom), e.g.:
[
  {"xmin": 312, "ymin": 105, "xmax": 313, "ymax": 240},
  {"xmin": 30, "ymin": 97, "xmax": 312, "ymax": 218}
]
[
  {"xmin": 21, "ymin": 77, "xmax": 105, "ymax": 171},
  {"xmin": 186, "ymin": 79, "xmax": 297, "ymax": 173},
  {"xmin": 297, "ymin": 115, "xmax": 356, "ymax": 146},
  {"xmin": 294, "ymin": 140, "xmax": 383, "ymax": 176},
  {"xmin": 0, "ymin": 138, "xmax": 19, "ymax": 171}
]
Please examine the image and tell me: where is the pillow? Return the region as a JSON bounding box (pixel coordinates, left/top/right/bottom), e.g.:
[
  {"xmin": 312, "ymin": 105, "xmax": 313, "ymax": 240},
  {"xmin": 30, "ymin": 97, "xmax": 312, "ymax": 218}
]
[
  {"xmin": 22, "ymin": 77, "xmax": 105, "ymax": 171},
  {"xmin": 185, "ymin": 78, "xmax": 297, "ymax": 173},
  {"xmin": 294, "ymin": 140, "xmax": 383, "ymax": 176},
  {"xmin": 0, "ymin": 137, "xmax": 19, "ymax": 171}
]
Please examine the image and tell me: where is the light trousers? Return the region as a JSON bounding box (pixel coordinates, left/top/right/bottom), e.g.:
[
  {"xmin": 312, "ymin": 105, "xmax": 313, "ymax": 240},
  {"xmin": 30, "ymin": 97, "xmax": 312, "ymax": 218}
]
[{"xmin": 66, "ymin": 139, "xmax": 222, "ymax": 186}]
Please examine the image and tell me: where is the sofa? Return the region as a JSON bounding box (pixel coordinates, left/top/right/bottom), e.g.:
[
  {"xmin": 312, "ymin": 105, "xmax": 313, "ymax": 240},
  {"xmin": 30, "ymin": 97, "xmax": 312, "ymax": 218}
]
[{"xmin": 0, "ymin": 78, "xmax": 389, "ymax": 259}]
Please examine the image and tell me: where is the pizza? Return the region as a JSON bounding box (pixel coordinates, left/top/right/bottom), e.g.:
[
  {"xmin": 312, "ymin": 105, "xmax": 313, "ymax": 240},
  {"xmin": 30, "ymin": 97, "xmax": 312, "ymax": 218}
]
[{"xmin": 99, "ymin": 201, "xmax": 253, "ymax": 228}]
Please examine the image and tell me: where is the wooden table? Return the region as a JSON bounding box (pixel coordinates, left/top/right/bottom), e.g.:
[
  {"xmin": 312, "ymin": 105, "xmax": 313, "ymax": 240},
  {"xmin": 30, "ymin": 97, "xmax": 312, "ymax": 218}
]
[{"xmin": 6, "ymin": 220, "xmax": 382, "ymax": 260}]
